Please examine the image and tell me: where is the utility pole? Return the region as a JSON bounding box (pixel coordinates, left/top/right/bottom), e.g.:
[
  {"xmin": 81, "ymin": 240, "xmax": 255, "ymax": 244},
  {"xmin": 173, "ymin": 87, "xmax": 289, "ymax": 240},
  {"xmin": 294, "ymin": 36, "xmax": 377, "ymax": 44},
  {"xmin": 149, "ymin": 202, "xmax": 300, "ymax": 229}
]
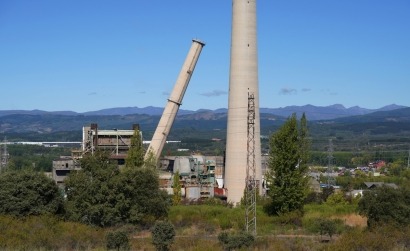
[{"xmin": 245, "ymin": 91, "xmax": 256, "ymax": 235}]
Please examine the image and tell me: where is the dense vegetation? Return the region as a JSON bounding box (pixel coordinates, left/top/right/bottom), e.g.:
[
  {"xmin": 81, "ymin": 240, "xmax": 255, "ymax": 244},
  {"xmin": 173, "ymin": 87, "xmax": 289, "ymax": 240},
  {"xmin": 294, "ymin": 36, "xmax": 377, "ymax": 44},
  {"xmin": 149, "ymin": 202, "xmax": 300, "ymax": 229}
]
[
  {"xmin": 0, "ymin": 170, "xmax": 64, "ymax": 216},
  {"xmin": 4, "ymin": 144, "xmax": 71, "ymax": 172},
  {"xmin": 65, "ymin": 151, "xmax": 170, "ymax": 227},
  {"xmin": 358, "ymin": 185, "xmax": 410, "ymax": 228},
  {"xmin": 1, "ymin": 200, "xmax": 409, "ymax": 250}
]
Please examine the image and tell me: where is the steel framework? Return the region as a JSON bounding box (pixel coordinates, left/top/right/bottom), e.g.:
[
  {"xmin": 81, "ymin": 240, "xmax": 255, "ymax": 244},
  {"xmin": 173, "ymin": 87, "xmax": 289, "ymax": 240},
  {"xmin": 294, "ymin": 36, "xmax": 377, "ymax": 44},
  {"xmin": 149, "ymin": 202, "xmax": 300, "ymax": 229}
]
[{"xmin": 245, "ymin": 92, "xmax": 257, "ymax": 235}]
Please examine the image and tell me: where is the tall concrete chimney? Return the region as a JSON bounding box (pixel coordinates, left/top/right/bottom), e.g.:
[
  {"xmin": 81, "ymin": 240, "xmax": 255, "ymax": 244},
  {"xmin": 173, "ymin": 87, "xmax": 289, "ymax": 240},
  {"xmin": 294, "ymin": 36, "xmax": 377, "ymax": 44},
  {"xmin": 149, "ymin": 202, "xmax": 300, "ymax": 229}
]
[{"xmin": 225, "ymin": 0, "xmax": 262, "ymax": 204}]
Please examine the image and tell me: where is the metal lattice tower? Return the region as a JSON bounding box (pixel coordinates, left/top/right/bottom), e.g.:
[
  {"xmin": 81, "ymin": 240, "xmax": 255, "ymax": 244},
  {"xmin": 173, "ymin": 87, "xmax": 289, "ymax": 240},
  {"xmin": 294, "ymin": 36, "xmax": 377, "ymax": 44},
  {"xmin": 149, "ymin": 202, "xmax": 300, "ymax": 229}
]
[{"xmin": 245, "ymin": 92, "xmax": 256, "ymax": 235}]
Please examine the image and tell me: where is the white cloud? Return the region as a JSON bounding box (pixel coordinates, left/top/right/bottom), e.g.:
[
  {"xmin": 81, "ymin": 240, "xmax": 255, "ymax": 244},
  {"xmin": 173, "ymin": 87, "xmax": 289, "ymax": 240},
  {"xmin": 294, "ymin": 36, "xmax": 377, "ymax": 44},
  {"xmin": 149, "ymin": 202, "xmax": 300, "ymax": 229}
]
[
  {"xmin": 279, "ymin": 88, "xmax": 297, "ymax": 95},
  {"xmin": 200, "ymin": 90, "xmax": 227, "ymax": 97}
]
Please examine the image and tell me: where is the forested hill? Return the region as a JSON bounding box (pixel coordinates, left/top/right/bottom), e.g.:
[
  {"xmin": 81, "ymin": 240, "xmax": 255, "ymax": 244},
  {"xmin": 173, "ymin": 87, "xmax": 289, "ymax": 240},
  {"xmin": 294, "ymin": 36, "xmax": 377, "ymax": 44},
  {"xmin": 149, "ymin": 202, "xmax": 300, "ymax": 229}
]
[
  {"xmin": 1, "ymin": 107, "xmax": 410, "ymax": 139},
  {"xmin": 309, "ymin": 107, "xmax": 410, "ymax": 136}
]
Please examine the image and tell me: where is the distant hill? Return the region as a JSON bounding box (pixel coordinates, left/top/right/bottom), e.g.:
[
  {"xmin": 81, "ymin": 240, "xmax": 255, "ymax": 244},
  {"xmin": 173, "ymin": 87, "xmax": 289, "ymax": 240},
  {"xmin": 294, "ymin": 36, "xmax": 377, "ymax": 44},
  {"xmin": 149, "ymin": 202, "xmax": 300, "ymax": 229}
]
[
  {"xmin": 82, "ymin": 106, "xmax": 196, "ymax": 116},
  {"xmin": 0, "ymin": 105, "xmax": 409, "ymax": 134},
  {"xmin": 259, "ymin": 104, "xmax": 406, "ymax": 120},
  {"xmin": 0, "ymin": 104, "xmax": 406, "ymax": 121},
  {"xmin": 2, "ymin": 105, "xmax": 410, "ymax": 153}
]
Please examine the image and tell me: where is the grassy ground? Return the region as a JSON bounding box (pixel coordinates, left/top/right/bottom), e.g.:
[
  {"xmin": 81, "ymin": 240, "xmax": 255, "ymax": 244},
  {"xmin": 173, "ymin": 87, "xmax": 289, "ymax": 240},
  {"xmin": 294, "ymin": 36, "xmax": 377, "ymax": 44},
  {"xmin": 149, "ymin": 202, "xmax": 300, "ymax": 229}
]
[{"xmin": 4, "ymin": 202, "xmax": 406, "ymax": 251}]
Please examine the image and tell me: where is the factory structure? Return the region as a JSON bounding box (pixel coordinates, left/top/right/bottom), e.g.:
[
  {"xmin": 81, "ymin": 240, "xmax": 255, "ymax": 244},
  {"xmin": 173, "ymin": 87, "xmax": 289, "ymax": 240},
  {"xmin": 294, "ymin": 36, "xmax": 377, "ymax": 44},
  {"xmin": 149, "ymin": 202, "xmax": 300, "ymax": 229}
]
[
  {"xmin": 52, "ymin": 124, "xmax": 138, "ymax": 186},
  {"xmin": 51, "ymin": 121, "xmax": 268, "ymax": 201},
  {"xmin": 51, "ymin": 123, "xmax": 231, "ymax": 200},
  {"xmin": 53, "ymin": 0, "xmax": 264, "ymax": 204}
]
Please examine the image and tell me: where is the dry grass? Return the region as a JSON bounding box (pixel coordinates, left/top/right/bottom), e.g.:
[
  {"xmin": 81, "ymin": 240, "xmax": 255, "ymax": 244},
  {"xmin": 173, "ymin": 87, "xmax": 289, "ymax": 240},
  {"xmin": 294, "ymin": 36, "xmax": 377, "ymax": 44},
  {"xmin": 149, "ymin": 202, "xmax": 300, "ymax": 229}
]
[{"xmin": 334, "ymin": 214, "xmax": 367, "ymax": 228}]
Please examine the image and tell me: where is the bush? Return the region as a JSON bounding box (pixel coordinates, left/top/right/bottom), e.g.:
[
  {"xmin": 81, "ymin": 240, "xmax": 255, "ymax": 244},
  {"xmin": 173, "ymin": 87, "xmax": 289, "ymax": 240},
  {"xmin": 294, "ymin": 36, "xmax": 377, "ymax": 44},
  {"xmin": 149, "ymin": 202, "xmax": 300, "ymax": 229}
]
[
  {"xmin": 218, "ymin": 231, "xmax": 255, "ymax": 251},
  {"xmin": 106, "ymin": 230, "xmax": 130, "ymax": 251},
  {"xmin": 325, "ymin": 192, "xmax": 348, "ymax": 206},
  {"xmin": 151, "ymin": 221, "xmax": 175, "ymax": 251},
  {"xmin": 314, "ymin": 218, "xmax": 342, "ymax": 239}
]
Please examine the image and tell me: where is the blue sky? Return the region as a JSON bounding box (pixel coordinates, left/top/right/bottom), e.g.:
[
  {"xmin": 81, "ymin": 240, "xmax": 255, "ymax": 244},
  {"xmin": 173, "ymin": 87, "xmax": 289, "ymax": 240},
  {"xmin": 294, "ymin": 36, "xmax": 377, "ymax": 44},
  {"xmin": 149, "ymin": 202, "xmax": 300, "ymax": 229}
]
[{"xmin": 1, "ymin": 0, "xmax": 409, "ymax": 112}]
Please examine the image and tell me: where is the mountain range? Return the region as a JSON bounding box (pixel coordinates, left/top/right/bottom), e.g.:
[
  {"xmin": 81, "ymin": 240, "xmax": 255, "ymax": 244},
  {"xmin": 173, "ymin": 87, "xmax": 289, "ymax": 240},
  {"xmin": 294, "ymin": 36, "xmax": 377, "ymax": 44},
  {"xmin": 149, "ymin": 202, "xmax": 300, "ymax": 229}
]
[
  {"xmin": 0, "ymin": 104, "xmax": 406, "ymax": 120},
  {"xmin": 1, "ymin": 104, "xmax": 410, "ymax": 151}
]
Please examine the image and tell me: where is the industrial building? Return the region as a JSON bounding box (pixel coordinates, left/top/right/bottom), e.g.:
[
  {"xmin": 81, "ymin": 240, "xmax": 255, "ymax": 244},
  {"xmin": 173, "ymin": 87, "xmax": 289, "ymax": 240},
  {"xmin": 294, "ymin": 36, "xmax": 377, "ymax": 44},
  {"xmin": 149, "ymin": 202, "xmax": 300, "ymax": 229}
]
[
  {"xmin": 159, "ymin": 155, "xmax": 226, "ymax": 200},
  {"xmin": 52, "ymin": 123, "xmax": 139, "ymax": 187},
  {"xmin": 82, "ymin": 123, "xmax": 140, "ymax": 164}
]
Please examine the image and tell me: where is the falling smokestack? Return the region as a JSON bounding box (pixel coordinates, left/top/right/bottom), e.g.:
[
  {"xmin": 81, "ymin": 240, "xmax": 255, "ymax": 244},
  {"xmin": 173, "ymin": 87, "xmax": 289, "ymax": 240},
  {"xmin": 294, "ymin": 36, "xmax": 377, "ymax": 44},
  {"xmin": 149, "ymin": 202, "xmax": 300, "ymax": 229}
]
[
  {"xmin": 146, "ymin": 40, "xmax": 205, "ymax": 163},
  {"xmin": 225, "ymin": 0, "xmax": 262, "ymax": 204}
]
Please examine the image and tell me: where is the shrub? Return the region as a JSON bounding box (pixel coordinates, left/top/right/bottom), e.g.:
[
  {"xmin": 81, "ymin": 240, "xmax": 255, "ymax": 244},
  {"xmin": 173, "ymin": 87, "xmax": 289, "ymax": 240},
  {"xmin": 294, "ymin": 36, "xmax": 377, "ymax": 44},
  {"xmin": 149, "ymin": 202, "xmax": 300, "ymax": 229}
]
[
  {"xmin": 151, "ymin": 221, "xmax": 175, "ymax": 251},
  {"xmin": 106, "ymin": 230, "xmax": 130, "ymax": 251},
  {"xmin": 315, "ymin": 218, "xmax": 341, "ymax": 239},
  {"xmin": 218, "ymin": 231, "xmax": 255, "ymax": 251},
  {"xmin": 325, "ymin": 192, "xmax": 348, "ymax": 206}
]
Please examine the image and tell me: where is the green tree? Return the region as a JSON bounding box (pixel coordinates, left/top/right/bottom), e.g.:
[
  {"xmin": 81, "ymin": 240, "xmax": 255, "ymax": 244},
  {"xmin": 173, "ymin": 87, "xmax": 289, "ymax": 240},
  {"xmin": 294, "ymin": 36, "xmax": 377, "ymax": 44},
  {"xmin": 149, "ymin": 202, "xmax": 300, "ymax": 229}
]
[
  {"xmin": 118, "ymin": 166, "xmax": 171, "ymax": 224},
  {"xmin": 358, "ymin": 186, "xmax": 410, "ymax": 228},
  {"xmin": 144, "ymin": 150, "xmax": 159, "ymax": 169},
  {"xmin": 125, "ymin": 129, "xmax": 144, "ymax": 168},
  {"xmin": 172, "ymin": 171, "xmax": 182, "ymax": 206},
  {"xmin": 299, "ymin": 113, "xmax": 310, "ymax": 171},
  {"xmin": 264, "ymin": 113, "xmax": 310, "ymax": 215},
  {"xmin": 0, "ymin": 170, "xmax": 64, "ymax": 217},
  {"xmin": 151, "ymin": 221, "xmax": 175, "ymax": 251},
  {"xmin": 64, "ymin": 151, "xmax": 170, "ymax": 227}
]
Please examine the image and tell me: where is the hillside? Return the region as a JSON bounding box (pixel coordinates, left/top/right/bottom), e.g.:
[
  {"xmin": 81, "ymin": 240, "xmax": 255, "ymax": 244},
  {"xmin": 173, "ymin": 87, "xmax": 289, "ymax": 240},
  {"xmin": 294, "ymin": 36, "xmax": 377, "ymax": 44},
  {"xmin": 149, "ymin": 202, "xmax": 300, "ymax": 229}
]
[{"xmin": 1, "ymin": 105, "xmax": 410, "ymax": 152}]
